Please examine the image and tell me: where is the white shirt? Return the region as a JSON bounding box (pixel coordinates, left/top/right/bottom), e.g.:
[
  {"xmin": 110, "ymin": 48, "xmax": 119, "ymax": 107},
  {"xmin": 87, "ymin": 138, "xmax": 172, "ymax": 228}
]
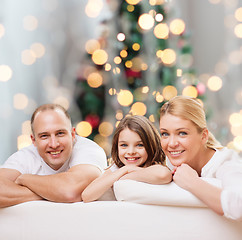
[{"xmin": 1, "ymin": 136, "xmax": 107, "ymax": 175}]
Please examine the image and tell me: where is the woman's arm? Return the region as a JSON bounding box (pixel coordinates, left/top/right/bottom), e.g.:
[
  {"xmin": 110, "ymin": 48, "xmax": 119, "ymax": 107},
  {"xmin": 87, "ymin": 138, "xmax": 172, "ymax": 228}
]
[
  {"xmin": 120, "ymin": 165, "xmax": 172, "ymax": 184},
  {"xmin": 173, "ymin": 163, "xmax": 223, "ymax": 215},
  {"xmin": 82, "ymin": 166, "xmax": 134, "ymax": 203}
]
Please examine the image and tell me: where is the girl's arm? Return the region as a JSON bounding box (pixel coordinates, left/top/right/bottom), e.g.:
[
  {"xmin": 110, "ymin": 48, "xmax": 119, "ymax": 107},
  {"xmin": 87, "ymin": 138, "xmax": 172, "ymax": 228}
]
[
  {"xmin": 120, "ymin": 164, "xmax": 172, "ymax": 184},
  {"xmin": 81, "ymin": 166, "xmax": 135, "ymax": 203},
  {"xmin": 173, "ymin": 163, "xmax": 223, "ymax": 215}
]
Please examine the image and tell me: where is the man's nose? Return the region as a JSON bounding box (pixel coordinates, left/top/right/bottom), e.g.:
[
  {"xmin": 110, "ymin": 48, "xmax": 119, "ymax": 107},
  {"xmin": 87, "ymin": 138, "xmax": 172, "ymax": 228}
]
[{"xmin": 49, "ymin": 135, "xmax": 60, "ymax": 148}]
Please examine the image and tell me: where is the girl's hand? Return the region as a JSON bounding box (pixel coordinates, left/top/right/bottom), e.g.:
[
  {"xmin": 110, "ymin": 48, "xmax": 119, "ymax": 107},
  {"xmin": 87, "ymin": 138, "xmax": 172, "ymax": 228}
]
[{"xmin": 173, "ymin": 164, "xmax": 199, "ymax": 191}]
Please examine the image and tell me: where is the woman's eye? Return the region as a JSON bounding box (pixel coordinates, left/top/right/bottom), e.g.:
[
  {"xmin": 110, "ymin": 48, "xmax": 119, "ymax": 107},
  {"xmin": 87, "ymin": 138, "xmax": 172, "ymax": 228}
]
[{"xmin": 179, "ymin": 131, "xmax": 187, "ymax": 136}]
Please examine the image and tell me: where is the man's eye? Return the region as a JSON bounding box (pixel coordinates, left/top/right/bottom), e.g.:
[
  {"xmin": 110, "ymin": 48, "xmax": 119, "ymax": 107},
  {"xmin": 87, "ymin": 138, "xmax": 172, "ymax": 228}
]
[
  {"xmin": 40, "ymin": 135, "xmax": 48, "ymax": 139},
  {"xmin": 57, "ymin": 132, "xmax": 65, "ymax": 136}
]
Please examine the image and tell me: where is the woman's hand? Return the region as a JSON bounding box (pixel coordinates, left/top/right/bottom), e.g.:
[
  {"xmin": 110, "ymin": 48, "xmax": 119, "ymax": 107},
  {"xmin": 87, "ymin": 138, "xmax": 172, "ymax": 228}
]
[{"xmin": 173, "ymin": 163, "xmax": 199, "ymax": 191}]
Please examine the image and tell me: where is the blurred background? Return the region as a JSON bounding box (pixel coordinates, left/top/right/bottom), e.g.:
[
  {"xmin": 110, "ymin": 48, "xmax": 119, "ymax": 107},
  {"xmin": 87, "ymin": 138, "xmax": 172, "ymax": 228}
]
[{"xmin": 0, "ymin": 0, "xmax": 242, "ymax": 164}]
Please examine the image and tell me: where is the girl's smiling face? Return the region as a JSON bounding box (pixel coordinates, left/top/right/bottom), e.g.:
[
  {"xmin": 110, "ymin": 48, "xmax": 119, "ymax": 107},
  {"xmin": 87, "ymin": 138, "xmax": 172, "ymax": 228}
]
[
  {"xmin": 159, "ymin": 113, "xmax": 208, "ymax": 169},
  {"xmin": 118, "ymin": 128, "xmax": 148, "ymax": 167}
]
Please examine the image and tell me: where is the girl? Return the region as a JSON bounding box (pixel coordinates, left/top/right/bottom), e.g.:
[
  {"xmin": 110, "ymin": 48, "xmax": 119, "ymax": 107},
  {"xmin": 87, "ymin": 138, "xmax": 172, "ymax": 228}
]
[
  {"xmin": 82, "ymin": 115, "xmax": 172, "ymax": 202},
  {"xmin": 159, "ymin": 95, "xmax": 242, "ymax": 221}
]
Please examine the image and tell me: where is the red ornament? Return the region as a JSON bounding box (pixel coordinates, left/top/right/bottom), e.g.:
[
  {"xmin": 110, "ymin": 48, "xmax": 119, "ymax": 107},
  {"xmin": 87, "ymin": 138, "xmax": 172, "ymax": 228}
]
[{"xmin": 85, "ymin": 114, "xmax": 100, "ymax": 129}]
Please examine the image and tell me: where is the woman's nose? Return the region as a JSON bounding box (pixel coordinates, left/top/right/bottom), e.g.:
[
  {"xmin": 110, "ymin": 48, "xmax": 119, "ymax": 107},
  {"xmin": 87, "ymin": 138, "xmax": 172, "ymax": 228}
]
[{"xmin": 168, "ymin": 136, "xmax": 179, "ymax": 147}]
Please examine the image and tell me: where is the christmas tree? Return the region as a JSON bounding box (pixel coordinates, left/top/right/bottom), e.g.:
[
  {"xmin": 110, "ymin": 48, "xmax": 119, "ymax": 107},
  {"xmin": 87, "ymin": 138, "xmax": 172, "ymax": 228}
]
[{"xmin": 74, "ymin": 0, "xmax": 206, "ymax": 155}]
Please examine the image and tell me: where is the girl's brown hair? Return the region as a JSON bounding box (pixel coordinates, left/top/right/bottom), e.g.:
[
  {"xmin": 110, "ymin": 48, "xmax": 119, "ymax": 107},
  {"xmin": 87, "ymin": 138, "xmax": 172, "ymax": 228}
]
[
  {"xmin": 111, "ymin": 115, "xmax": 166, "ymax": 168},
  {"xmin": 160, "ymin": 95, "xmax": 223, "ymax": 150}
]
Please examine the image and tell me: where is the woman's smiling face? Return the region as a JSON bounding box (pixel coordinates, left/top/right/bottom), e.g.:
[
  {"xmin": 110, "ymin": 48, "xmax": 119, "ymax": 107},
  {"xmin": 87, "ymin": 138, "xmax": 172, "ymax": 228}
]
[
  {"xmin": 159, "ymin": 113, "xmax": 207, "ymax": 168},
  {"xmin": 118, "ymin": 128, "xmax": 148, "ymax": 167}
]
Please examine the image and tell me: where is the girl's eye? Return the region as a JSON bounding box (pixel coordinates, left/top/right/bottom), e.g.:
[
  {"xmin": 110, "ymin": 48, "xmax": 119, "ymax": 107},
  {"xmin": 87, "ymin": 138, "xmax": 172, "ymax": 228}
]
[
  {"xmin": 120, "ymin": 143, "xmax": 128, "ymax": 147},
  {"xmin": 160, "ymin": 132, "xmax": 169, "ymax": 137},
  {"xmin": 137, "ymin": 143, "xmax": 144, "ymax": 147}
]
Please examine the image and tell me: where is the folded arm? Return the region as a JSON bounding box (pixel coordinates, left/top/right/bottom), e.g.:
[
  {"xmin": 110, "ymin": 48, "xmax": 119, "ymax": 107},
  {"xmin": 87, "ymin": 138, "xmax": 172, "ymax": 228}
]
[
  {"xmin": 120, "ymin": 165, "xmax": 172, "ymax": 184},
  {"xmin": 82, "ymin": 166, "xmax": 134, "ymax": 203},
  {"xmin": 0, "ymin": 168, "xmax": 43, "ymax": 208},
  {"xmin": 173, "ymin": 164, "xmax": 223, "ymax": 215},
  {"xmin": 16, "ymin": 164, "xmax": 101, "ymax": 203}
]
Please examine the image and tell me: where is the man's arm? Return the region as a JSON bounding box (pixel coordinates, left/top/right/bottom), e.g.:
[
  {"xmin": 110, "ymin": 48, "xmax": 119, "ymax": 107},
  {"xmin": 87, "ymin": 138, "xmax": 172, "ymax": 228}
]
[
  {"xmin": 16, "ymin": 164, "xmax": 101, "ymax": 203},
  {"xmin": 0, "ymin": 168, "xmax": 43, "ymax": 208}
]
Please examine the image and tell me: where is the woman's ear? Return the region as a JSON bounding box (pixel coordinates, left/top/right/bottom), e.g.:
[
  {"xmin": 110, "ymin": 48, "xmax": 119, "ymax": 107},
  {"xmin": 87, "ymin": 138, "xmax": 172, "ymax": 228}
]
[{"xmin": 201, "ymin": 128, "xmax": 209, "ymax": 144}]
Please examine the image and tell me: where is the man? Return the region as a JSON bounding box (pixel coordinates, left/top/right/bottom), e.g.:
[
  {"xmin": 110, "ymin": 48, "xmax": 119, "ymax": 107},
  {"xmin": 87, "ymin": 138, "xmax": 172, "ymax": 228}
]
[{"xmin": 0, "ymin": 104, "xmax": 107, "ymax": 207}]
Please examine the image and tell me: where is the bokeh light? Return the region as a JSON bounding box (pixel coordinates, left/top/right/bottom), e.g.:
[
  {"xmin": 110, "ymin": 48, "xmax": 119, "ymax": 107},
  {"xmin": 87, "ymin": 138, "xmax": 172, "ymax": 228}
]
[
  {"xmin": 85, "ymin": 0, "xmax": 103, "ymax": 18},
  {"xmin": 87, "ymin": 72, "xmax": 103, "ymax": 88},
  {"xmin": 17, "ymin": 135, "xmax": 32, "ymax": 150},
  {"xmin": 182, "ymin": 85, "xmax": 198, "ymax": 98},
  {"xmin": 162, "ymin": 85, "xmax": 177, "ymax": 100},
  {"xmin": 30, "ymin": 43, "xmax": 45, "ymax": 58},
  {"xmin": 22, "ymin": 120, "xmax": 32, "ymax": 135},
  {"xmin": 161, "ymin": 48, "xmax": 176, "ymax": 65},
  {"xmin": 21, "ymin": 49, "xmax": 36, "ymax": 65},
  {"xmin": 235, "ymin": 7, "xmax": 242, "ymax": 22},
  {"xmin": 0, "ymin": 24, "xmax": 5, "ymax": 38},
  {"xmin": 117, "ymin": 89, "xmax": 133, "ymax": 106},
  {"xmin": 130, "ymin": 102, "xmax": 147, "ymax": 115},
  {"xmin": 53, "ymin": 96, "xmax": 70, "ymax": 110},
  {"xmin": 154, "ymin": 23, "xmax": 169, "ymax": 39},
  {"xmin": 76, "ymin": 121, "xmax": 92, "ymax": 137},
  {"xmin": 234, "ymin": 23, "xmax": 242, "ymax": 38},
  {"xmin": 0, "ymin": 65, "xmax": 13, "ymax": 82},
  {"xmin": 125, "ymin": 0, "xmax": 141, "ymax": 5},
  {"xmin": 85, "ymin": 39, "xmax": 101, "ymax": 54},
  {"xmin": 117, "ymin": 33, "xmax": 125, "ymax": 41},
  {"xmin": 99, "ymin": 121, "xmax": 114, "ymax": 137},
  {"xmin": 23, "ymin": 15, "xmax": 38, "ymax": 31},
  {"xmin": 13, "ymin": 93, "xmax": 29, "ymax": 110},
  {"xmin": 138, "ymin": 13, "xmax": 155, "ymax": 30},
  {"xmin": 207, "ymin": 76, "xmax": 223, "ymax": 91},
  {"xmin": 170, "ymin": 19, "xmax": 185, "ymax": 35},
  {"xmin": 92, "ymin": 49, "xmax": 108, "ymax": 65}
]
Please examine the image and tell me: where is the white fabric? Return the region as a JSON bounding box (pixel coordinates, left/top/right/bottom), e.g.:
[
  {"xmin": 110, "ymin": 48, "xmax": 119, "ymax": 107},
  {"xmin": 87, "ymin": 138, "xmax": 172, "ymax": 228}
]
[
  {"xmin": 0, "ymin": 200, "xmax": 242, "ymax": 240},
  {"xmin": 113, "ymin": 177, "xmax": 221, "ymax": 207},
  {"xmin": 0, "ymin": 135, "xmax": 107, "ymax": 175}
]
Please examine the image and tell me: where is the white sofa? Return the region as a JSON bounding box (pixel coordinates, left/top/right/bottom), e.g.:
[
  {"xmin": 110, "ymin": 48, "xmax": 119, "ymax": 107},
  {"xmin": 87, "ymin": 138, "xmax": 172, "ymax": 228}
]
[{"xmin": 0, "ymin": 179, "xmax": 242, "ymax": 240}]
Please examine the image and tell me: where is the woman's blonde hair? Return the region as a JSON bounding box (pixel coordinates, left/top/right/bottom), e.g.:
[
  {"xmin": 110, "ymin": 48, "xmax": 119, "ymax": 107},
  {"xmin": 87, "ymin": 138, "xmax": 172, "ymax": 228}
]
[
  {"xmin": 160, "ymin": 95, "xmax": 223, "ymax": 150},
  {"xmin": 111, "ymin": 115, "xmax": 166, "ymax": 168}
]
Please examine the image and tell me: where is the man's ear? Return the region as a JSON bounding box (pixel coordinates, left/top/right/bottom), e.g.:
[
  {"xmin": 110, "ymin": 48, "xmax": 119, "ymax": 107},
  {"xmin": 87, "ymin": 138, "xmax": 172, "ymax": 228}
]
[
  {"xmin": 31, "ymin": 134, "xmax": 36, "ymax": 146},
  {"xmin": 71, "ymin": 127, "xmax": 76, "ymax": 140}
]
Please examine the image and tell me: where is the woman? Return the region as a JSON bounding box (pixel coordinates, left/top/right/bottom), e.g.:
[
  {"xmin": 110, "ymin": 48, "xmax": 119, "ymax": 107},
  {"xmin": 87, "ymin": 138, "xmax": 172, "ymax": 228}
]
[{"xmin": 159, "ymin": 95, "xmax": 242, "ymax": 221}]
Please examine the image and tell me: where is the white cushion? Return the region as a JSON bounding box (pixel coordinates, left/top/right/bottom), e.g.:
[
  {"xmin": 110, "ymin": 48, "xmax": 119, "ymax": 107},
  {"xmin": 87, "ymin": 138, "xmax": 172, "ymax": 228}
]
[{"xmin": 113, "ymin": 178, "xmax": 221, "ymax": 207}]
